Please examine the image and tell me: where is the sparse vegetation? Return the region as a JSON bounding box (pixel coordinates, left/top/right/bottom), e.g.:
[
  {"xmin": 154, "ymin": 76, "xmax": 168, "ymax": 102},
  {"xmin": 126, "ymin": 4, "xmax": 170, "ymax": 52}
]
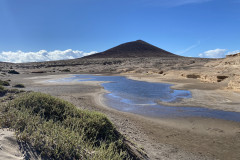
[
  {"xmin": 8, "ymin": 70, "xmax": 20, "ymax": 74},
  {"xmin": 7, "ymin": 88, "xmax": 25, "ymax": 94},
  {"xmin": 186, "ymin": 74, "xmax": 201, "ymax": 79},
  {"xmin": 31, "ymin": 71, "xmax": 47, "ymax": 73},
  {"xmin": 0, "ymin": 80, "xmax": 10, "ymax": 86},
  {"xmin": 0, "ymin": 92, "xmax": 133, "ymax": 159},
  {"xmin": 13, "ymin": 84, "xmax": 25, "ymax": 88},
  {"xmin": 61, "ymin": 68, "xmax": 71, "ymax": 72},
  {"xmin": 0, "ymin": 86, "xmax": 7, "ymax": 96}
]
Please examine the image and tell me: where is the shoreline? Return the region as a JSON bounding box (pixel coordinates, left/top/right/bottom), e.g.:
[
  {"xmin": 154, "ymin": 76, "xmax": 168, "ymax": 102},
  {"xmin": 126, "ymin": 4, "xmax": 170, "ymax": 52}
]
[
  {"xmin": 32, "ymin": 73, "xmax": 240, "ymax": 113},
  {"xmin": 123, "ymin": 73, "xmax": 240, "ymax": 113}
]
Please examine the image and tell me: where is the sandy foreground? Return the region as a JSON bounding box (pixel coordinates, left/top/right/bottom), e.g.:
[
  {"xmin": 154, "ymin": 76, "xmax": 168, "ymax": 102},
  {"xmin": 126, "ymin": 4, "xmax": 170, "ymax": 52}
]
[
  {"xmin": 0, "ymin": 129, "xmax": 23, "ymax": 160},
  {"xmin": 1, "ymin": 73, "xmax": 240, "ymax": 160}
]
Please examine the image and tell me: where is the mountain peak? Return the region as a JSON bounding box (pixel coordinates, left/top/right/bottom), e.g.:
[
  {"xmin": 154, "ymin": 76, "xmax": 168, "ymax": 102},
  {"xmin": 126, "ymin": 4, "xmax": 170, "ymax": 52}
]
[
  {"xmin": 135, "ymin": 39, "xmax": 145, "ymax": 42},
  {"xmin": 83, "ymin": 40, "xmax": 180, "ymax": 58}
]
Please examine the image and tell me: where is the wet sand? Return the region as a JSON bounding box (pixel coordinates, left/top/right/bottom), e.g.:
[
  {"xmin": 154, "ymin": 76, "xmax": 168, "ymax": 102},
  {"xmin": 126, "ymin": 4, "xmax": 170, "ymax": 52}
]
[{"xmin": 6, "ymin": 73, "xmax": 240, "ymax": 160}]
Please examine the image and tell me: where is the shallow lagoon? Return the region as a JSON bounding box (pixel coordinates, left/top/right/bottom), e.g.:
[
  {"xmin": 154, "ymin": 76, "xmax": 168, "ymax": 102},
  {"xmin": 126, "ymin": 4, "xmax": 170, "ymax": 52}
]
[{"xmin": 58, "ymin": 74, "xmax": 240, "ymax": 122}]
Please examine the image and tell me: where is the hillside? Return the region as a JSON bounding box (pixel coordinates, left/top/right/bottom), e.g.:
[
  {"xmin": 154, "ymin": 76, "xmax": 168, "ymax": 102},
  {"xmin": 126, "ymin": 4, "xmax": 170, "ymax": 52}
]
[
  {"xmin": 203, "ymin": 52, "xmax": 240, "ymax": 90},
  {"xmin": 83, "ymin": 40, "xmax": 179, "ymax": 58}
]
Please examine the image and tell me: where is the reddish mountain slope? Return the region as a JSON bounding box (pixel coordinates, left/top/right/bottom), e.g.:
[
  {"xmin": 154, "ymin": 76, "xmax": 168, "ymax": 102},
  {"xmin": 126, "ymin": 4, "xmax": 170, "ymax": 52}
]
[{"xmin": 83, "ymin": 40, "xmax": 179, "ymax": 58}]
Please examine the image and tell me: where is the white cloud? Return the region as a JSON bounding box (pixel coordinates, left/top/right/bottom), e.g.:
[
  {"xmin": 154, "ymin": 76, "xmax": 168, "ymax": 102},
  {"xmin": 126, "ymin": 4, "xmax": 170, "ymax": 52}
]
[
  {"xmin": 199, "ymin": 49, "xmax": 227, "ymax": 58},
  {"xmin": 227, "ymin": 50, "xmax": 240, "ymax": 55},
  {"xmin": 0, "ymin": 49, "xmax": 97, "ymax": 63}
]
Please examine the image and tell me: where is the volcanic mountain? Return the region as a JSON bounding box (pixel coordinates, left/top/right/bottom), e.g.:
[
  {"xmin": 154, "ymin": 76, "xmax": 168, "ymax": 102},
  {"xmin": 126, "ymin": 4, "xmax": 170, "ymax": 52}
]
[{"xmin": 83, "ymin": 40, "xmax": 179, "ymax": 58}]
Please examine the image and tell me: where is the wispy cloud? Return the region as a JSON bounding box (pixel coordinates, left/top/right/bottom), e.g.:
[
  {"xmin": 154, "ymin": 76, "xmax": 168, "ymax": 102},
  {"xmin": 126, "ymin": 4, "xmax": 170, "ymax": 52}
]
[
  {"xmin": 140, "ymin": 0, "xmax": 212, "ymax": 7},
  {"xmin": 173, "ymin": 0, "xmax": 212, "ymax": 6},
  {"xmin": 0, "ymin": 49, "xmax": 97, "ymax": 63},
  {"xmin": 177, "ymin": 41, "xmax": 200, "ymax": 55}
]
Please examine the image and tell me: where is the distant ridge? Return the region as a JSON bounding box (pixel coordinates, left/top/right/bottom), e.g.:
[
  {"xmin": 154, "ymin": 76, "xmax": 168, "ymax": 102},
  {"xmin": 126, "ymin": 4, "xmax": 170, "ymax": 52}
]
[{"xmin": 83, "ymin": 40, "xmax": 180, "ymax": 58}]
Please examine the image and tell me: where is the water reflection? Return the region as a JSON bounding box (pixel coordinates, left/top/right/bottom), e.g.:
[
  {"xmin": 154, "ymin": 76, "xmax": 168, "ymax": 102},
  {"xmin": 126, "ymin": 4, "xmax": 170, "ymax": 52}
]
[{"xmin": 61, "ymin": 74, "xmax": 240, "ymax": 122}]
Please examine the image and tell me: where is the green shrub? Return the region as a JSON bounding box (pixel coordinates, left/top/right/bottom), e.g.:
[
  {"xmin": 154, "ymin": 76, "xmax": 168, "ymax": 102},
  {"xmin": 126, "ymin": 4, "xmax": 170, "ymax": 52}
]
[
  {"xmin": 0, "ymin": 86, "xmax": 7, "ymax": 96},
  {"xmin": 0, "ymin": 80, "xmax": 10, "ymax": 86},
  {"xmin": 7, "ymin": 88, "xmax": 25, "ymax": 94},
  {"xmin": 61, "ymin": 68, "xmax": 70, "ymax": 72},
  {"xmin": 8, "ymin": 70, "xmax": 19, "ymax": 74},
  {"xmin": 0, "ymin": 92, "xmax": 133, "ymax": 159},
  {"xmin": 13, "ymin": 84, "xmax": 25, "ymax": 88}
]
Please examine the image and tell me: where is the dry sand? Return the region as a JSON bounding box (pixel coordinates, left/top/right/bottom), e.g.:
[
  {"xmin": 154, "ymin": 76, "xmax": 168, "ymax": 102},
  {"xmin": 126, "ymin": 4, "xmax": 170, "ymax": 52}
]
[
  {"xmin": 0, "ymin": 129, "xmax": 23, "ymax": 160},
  {"xmin": 0, "ymin": 128, "xmax": 42, "ymax": 160},
  {"xmin": 2, "ymin": 73, "xmax": 240, "ymax": 160}
]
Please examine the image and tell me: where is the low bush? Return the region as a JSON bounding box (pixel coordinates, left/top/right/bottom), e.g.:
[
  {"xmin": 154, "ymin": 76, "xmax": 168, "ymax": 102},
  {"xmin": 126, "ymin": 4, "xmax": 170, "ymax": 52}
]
[
  {"xmin": 8, "ymin": 70, "xmax": 19, "ymax": 74},
  {"xmin": 13, "ymin": 84, "xmax": 25, "ymax": 88},
  {"xmin": 0, "ymin": 92, "xmax": 132, "ymax": 159},
  {"xmin": 31, "ymin": 71, "xmax": 47, "ymax": 74},
  {"xmin": 0, "ymin": 86, "xmax": 7, "ymax": 96},
  {"xmin": 7, "ymin": 88, "xmax": 25, "ymax": 94},
  {"xmin": 0, "ymin": 80, "xmax": 10, "ymax": 86},
  {"xmin": 61, "ymin": 68, "xmax": 71, "ymax": 72}
]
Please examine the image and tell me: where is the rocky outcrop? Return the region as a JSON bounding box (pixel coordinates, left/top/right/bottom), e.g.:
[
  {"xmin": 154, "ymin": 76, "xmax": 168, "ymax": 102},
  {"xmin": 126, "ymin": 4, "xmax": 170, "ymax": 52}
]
[
  {"xmin": 182, "ymin": 72, "xmax": 229, "ymax": 83},
  {"xmin": 216, "ymin": 76, "xmax": 228, "ymax": 82},
  {"xmin": 226, "ymin": 53, "xmax": 240, "ymax": 58},
  {"xmin": 228, "ymin": 75, "xmax": 240, "ymax": 91},
  {"xmin": 228, "ymin": 81, "xmax": 240, "ymax": 90},
  {"xmin": 199, "ymin": 75, "xmax": 218, "ymax": 83},
  {"xmin": 206, "ymin": 52, "xmax": 240, "ymax": 67}
]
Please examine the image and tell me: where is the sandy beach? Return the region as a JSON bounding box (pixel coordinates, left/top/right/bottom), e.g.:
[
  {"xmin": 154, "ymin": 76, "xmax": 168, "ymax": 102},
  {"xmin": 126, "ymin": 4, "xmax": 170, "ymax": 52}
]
[{"xmin": 1, "ymin": 72, "xmax": 238, "ymax": 160}]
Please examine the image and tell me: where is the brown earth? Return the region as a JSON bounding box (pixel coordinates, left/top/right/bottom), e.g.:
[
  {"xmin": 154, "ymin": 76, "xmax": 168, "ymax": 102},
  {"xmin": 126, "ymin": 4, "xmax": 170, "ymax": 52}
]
[{"xmin": 83, "ymin": 40, "xmax": 179, "ymax": 58}]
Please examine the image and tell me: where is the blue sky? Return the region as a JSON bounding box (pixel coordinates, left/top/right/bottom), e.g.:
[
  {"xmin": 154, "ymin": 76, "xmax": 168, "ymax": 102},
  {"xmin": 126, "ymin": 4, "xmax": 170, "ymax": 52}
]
[{"xmin": 0, "ymin": 0, "xmax": 240, "ymax": 62}]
